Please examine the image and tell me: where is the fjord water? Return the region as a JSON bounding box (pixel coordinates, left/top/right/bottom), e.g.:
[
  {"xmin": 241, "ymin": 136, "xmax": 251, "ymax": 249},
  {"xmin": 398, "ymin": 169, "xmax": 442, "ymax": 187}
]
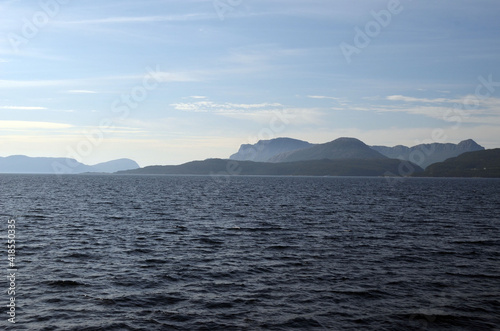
[{"xmin": 1, "ymin": 175, "xmax": 499, "ymax": 330}]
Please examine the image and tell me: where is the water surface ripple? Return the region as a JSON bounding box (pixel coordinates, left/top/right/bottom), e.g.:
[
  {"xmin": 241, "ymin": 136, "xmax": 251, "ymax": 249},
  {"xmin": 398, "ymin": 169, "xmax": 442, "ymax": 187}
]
[{"xmin": 0, "ymin": 175, "xmax": 499, "ymax": 330}]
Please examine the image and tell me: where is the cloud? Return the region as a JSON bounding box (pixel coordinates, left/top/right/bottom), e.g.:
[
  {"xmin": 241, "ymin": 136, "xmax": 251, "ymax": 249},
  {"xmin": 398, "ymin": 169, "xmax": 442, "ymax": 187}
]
[
  {"xmin": 170, "ymin": 101, "xmax": 284, "ymax": 113},
  {"xmin": 307, "ymin": 95, "xmax": 343, "ymax": 101},
  {"xmin": 0, "ymin": 106, "xmax": 75, "ymax": 113},
  {"xmin": 67, "ymin": 90, "xmax": 97, "ymax": 94},
  {"xmin": 58, "ymin": 14, "xmax": 213, "ymax": 26},
  {"xmin": 386, "ymin": 95, "xmax": 451, "ymax": 103},
  {"xmin": 0, "ymin": 79, "xmax": 68, "ymax": 88},
  {"xmin": 0, "ymin": 71, "xmax": 198, "ymax": 89},
  {"xmin": 382, "ymin": 95, "xmax": 500, "ymax": 123},
  {"xmin": 0, "ymin": 121, "xmax": 73, "ymax": 129},
  {"xmin": 169, "ymin": 99, "xmax": 326, "ymax": 127},
  {"xmin": 386, "ymin": 95, "xmax": 455, "ymax": 103},
  {"xmin": 209, "ymin": 107, "xmax": 326, "ymax": 126},
  {"xmin": 0, "ymin": 106, "xmax": 47, "ymax": 110}
]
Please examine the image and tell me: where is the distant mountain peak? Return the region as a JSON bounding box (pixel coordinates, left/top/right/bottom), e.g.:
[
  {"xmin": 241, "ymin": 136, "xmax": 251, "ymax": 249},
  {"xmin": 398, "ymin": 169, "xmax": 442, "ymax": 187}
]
[
  {"xmin": 457, "ymin": 139, "xmax": 483, "ymax": 149},
  {"xmin": 370, "ymin": 139, "xmax": 485, "ymax": 169},
  {"xmin": 230, "ymin": 137, "xmax": 313, "ymax": 162},
  {"xmin": 269, "ymin": 137, "xmax": 387, "ymax": 163},
  {"xmin": 91, "ymin": 158, "xmax": 140, "ymax": 173},
  {"xmin": 334, "ymin": 137, "xmax": 363, "ymax": 142},
  {"xmin": 0, "ymin": 156, "xmax": 139, "ymax": 174},
  {"xmin": 327, "ymin": 137, "xmax": 369, "ymax": 146}
]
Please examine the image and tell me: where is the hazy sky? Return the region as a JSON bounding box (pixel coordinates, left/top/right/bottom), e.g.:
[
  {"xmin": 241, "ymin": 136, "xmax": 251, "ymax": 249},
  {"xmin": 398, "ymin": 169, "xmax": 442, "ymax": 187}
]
[{"xmin": 1, "ymin": 0, "xmax": 499, "ymax": 166}]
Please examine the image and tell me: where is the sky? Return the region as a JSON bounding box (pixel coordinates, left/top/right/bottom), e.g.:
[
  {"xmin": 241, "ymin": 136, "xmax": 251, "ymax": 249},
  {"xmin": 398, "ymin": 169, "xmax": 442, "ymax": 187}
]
[{"xmin": 1, "ymin": 0, "xmax": 499, "ymax": 167}]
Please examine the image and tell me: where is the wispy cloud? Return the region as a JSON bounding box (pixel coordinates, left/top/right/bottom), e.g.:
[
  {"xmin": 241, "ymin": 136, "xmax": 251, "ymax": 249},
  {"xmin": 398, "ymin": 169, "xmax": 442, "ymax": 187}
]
[
  {"xmin": 0, "ymin": 106, "xmax": 47, "ymax": 110},
  {"xmin": 0, "ymin": 79, "xmax": 69, "ymax": 88},
  {"xmin": 220, "ymin": 107, "xmax": 325, "ymax": 126},
  {"xmin": 308, "ymin": 95, "xmax": 343, "ymax": 101},
  {"xmin": 0, "ymin": 120, "xmax": 73, "ymax": 129},
  {"xmin": 171, "ymin": 101, "xmax": 283, "ymax": 113},
  {"xmin": 0, "ymin": 71, "xmax": 198, "ymax": 89},
  {"xmin": 58, "ymin": 14, "xmax": 213, "ymax": 26},
  {"xmin": 67, "ymin": 90, "xmax": 97, "ymax": 94},
  {"xmin": 386, "ymin": 94, "xmax": 500, "ymax": 113},
  {"xmin": 170, "ymin": 100, "xmax": 325, "ymax": 125},
  {"xmin": 307, "ymin": 95, "xmax": 351, "ymax": 108},
  {"xmin": 386, "ymin": 95, "xmax": 460, "ymax": 103}
]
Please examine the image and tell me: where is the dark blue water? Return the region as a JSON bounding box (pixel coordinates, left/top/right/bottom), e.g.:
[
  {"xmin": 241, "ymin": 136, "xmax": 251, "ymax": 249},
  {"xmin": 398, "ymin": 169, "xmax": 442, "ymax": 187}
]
[{"xmin": 1, "ymin": 175, "xmax": 499, "ymax": 330}]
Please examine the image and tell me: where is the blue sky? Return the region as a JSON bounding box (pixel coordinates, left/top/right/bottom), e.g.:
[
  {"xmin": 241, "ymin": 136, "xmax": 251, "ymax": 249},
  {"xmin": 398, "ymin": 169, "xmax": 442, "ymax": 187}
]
[{"xmin": 1, "ymin": 0, "xmax": 499, "ymax": 166}]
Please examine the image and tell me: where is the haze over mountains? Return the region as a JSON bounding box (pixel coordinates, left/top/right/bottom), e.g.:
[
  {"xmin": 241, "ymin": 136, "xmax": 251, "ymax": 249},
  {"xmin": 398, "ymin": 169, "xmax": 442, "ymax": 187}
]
[
  {"xmin": 2, "ymin": 137, "xmax": 495, "ymax": 177},
  {"xmin": 0, "ymin": 156, "xmax": 139, "ymax": 174},
  {"xmin": 230, "ymin": 138, "xmax": 313, "ymax": 162},
  {"xmin": 119, "ymin": 137, "xmax": 429, "ymax": 177},
  {"xmin": 230, "ymin": 137, "xmax": 485, "ymax": 169},
  {"xmin": 371, "ymin": 139, "xmax": 484, "ymax": 169}
]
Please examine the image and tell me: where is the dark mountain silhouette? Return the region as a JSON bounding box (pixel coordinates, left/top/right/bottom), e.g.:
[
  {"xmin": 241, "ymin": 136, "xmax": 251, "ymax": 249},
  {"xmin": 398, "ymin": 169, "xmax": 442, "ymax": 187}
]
[
  {"xmin": 269, "ymin": 137, "xmax": 387, "ymax": 162},
  {"xmin": 229, "ymin": 137, "xmax": 485, "ymax": 168},
  {"xmin": 230, "ymin": 137, "xmax": 313, "ymax": 162},
  {"xmin": 0, "ymin": 155, "xmax": 139, "ymax": 174},
  {"xmin": 371, "ymin": 139, "xmax": 484, "ymax": 169},
  {"xmin": 117, "ymin": 158, "xmax": 423, "ymax": 177},
  {"xmin": 417, "ymin": 148, "xmax": 500, "ymax": 177}
]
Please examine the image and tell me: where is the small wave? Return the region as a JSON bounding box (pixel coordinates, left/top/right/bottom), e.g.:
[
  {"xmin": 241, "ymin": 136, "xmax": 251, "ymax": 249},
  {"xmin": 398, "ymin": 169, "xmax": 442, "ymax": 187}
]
[
  {"xmin": 452, "ymin": 239, "xmax": 498, "ymax": 245},
  {"xmin": 69, "ymin": 322, "xmax": 142, "ymax": 331},
  {"xmin": 264, "ymin": 317, "xmax": 324, "ymax": 329},
  {"xmin": 64, "ymin": 252, "xmax": 93, "ymax": 259},
  {"xmin": 153, "ymin": 310, "xmax": 193, "ymax": 323},
  {"xmin": 127, "ymin": 248, "xmax": 154, "ymax": 254},
  {"xmin": 265, "ymin": 244, "xmax": 297, "ymax": 250},
  {"xmin": 446, "ymin": 272, "xmax": 500, "ymax": 279},
  {"xmin": 205, "ymin": 301, "xmax": 234, "ymax": 309},
  {"xmin": 145, "ymin": 258, "xmax": 166, "ymax": 264},
  {"xmin": 197, "ymin": 237, "xmax": 224, "ymax": 245},
  {"xmin": 108, "ymin": 216, "xmax": 126, "ymax": 220},
  {"xmin": 94, "ymin": 293, "xmax": 188, "ymax": 308},
  {"xmin": 46, "ymin": 280, "xmax": 86, "ymax": 287},
  {"xmin": 331, "ymin": 288, "xmax": 388, "ymax": 299},
  {"xmin": 408, "ymin": 312, "xmax": 497, "ymax": 329}
]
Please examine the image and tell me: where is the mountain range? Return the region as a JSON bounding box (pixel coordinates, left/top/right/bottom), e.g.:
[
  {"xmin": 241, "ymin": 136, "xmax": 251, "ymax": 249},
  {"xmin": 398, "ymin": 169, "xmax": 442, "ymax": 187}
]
[
  {"xmin": 120, "ymin": 137, "xmax": 424, "ymax": 176},
  {"xmin": 230, "ymin": 137, "xmax": 484, "ymax": 169},
  {"xmin": 3, "ymin": 137, "xmax": 497, "ymax": 177},
  {"xmin": 0, "ymin": 156, "xmax": 139, "ymax": 174},
  {"xmin": 117, "ymin": 158, "xmax": 423, "ymax": 177},
  {"xmin": 119, "ymin": 137, "xmax": 496, "ymax": 177},
  {"xmin": 268, "ymin": 137, "xmax": 387, "ymax": 162},
  {"xmin": 418, "ymin": 149, "xmax": 500, "ymax": 178},
  {"xmin": 371, "ymin": 139, "xmax": 484, "ymax": 169}
]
